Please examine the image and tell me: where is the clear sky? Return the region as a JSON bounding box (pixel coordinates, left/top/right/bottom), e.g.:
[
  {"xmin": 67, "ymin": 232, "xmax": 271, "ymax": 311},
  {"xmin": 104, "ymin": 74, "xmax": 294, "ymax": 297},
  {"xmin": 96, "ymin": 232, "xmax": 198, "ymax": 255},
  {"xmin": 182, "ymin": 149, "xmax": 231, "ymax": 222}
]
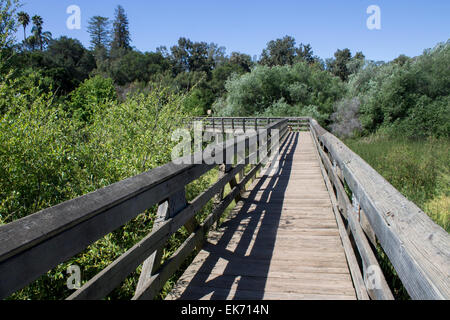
[{"xmin": 16, "ymin": 0, "xmax": 450, "ymax": 62}]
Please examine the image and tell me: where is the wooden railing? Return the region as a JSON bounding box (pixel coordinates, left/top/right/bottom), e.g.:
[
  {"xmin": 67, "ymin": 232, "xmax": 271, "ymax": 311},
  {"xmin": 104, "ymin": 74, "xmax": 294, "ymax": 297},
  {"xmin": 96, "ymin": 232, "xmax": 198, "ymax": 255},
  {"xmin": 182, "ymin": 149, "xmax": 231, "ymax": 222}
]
[
  {"xmin": 0, "ymin": 117, "xmax": 448, "ymax": 300},
  {"xmin": 187, "ymin": 117, "xmax": 310, "ymax": 132},
  {"xmin": 0, "ymin": 118, "xmax": 289, "ymax": 300},
  {"xmin": 309, "ymin": 119, "xmax": 450, "ymax": 300}
]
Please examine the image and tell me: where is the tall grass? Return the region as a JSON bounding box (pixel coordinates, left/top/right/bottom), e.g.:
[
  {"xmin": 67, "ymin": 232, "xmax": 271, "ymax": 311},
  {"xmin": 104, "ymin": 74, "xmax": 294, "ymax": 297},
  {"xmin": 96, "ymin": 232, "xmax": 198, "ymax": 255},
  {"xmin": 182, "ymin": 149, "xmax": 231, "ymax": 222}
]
[{"xmin": 345, "ymin": 134, "xmax": 449, "ymax": 232}]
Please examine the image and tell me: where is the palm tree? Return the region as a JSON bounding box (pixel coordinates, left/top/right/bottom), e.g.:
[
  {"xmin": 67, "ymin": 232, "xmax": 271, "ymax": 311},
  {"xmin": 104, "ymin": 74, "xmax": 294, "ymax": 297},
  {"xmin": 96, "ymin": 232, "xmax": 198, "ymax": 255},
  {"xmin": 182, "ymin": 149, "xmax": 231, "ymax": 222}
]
[
  {"xmin": 31, "ymin": 15, "xmax": 43, "ymax": 50},
  {"xmin": 41, "ymin": 31, "xmax": 52, "ymax": 49},
  {"xmin": 17, "ymin": 12, "xmax": 30, "ymax": 41}
]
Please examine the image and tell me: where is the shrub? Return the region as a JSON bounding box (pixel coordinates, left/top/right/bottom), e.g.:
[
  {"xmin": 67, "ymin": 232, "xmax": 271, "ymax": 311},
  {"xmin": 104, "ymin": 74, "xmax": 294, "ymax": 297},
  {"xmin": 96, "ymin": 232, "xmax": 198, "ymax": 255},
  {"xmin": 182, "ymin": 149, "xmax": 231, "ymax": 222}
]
[
  {"xmin": 1, "ymin": 77, "xmax": 193, "ymax": 299},
  {"xmin": 213, "ymin": 62, "xmax": 344, "ymax": 122},
  {"xmin": 68, "ymin": 75, "xmax": 117, "ymax": 122},
  {"xmin": 330, "ymin": 97, "xmax": 362, "ymax": 138}
]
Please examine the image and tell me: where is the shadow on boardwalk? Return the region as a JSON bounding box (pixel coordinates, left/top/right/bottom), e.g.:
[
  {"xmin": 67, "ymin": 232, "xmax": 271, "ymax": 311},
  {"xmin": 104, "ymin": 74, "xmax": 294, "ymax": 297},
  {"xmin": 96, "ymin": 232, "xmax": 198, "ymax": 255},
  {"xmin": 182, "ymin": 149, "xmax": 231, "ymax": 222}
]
[{"xmin": 175, "ymin": 132, "xmax": 299, "ymax": 299}]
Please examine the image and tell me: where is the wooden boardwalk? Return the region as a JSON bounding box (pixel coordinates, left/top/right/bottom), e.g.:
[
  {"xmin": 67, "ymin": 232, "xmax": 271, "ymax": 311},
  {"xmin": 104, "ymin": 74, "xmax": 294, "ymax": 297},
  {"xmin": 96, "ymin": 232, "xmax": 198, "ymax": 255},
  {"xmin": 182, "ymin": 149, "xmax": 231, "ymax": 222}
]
[{"xmin": 166, "ymin": 132, "xmax": 356, "ymax": 300}]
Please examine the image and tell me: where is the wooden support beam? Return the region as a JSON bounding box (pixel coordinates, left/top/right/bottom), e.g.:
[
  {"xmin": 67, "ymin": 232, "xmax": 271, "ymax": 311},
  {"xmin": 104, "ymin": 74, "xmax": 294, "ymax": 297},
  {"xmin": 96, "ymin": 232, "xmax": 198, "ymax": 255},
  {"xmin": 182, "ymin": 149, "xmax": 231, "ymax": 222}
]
[{"xmin": 135, "ymin": 189, "xmax": 187, "ymax": 294}]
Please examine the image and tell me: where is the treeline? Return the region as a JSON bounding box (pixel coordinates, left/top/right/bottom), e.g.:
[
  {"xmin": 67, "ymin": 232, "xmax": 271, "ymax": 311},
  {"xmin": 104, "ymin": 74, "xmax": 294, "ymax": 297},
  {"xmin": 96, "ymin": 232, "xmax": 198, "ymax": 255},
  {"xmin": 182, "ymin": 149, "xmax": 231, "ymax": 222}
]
[
  {"xmin": 3, "ymin": 4, "xmax": 255, "ymax": 116},
  {"xmin": 215, "ymin": 40, "xmax": 449, "ymax": 139},
  {"xmin": 2, "ymin": 3, "xmax": 371, "ymax": 120},
  {"xmin": 2, "ymin": 2, "xmax": 449, "ymax": 140}
]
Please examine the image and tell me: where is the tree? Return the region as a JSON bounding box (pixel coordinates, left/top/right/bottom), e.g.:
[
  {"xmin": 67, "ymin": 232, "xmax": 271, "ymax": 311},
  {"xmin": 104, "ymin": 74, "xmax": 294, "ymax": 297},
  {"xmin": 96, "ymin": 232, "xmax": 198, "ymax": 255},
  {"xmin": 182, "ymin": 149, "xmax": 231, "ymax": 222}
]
[
  {"xmin": 87, "ymin": 16, "xmax": 111, "ymax": 51},
  {"xmin": 259, "ymin": 36, "xmax": 318, "ymax": 67},
  {"xmin": 393, "ymin": 54, "xmax": 410, "ymax": 66},
  {"xmin": 229, "ymin": 52, "xmax": 253, "ymax": 72},
  {"xmin": 170, "ymin": 37, "xmax": 215, "ymax": 75},
  {"xmin": 36, "ymin": 37, "xmax": 96, "ymax": 93},
  {"xmin": 30, "ymin": 15, "xmax": 51, "ymax": 51},
  {"xmin": 17, "ymin": 11, "xmax": 29, "ymax": 41},
  {"xmin": 108, "ymin": 50, "xmax": 170, "ymax": 85},
  {"xmin": 347, "ymin": 51, "xmax": 365, "ymax": 75},
  {"xmin": 111, "ymin": 5, "xmax": 131, "ymax": 53},
  {"xmin": 328, "ymin": 48, "xmax": 352, "ymax": 81},
  {"xmin": 0, "ymin": 0, "xmax": 19, "ymax": 49},
  {"xmin": 31, "ymin": 15, "xmax": 43, "ymax": 48},
  {"xmin": 260, "ymin": 35, "xmax": 297, "ymax": 66},
  {"xmin": 296, "ymin": 43, "xmax": 317, "ymax": 65}
]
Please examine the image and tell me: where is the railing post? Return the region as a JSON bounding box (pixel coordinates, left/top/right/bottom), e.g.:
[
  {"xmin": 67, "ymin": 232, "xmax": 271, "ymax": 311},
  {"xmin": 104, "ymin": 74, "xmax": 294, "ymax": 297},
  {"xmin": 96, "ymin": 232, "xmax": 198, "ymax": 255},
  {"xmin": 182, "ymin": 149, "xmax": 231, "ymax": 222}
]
[
  {"xmin": 232, "ymin": 118, "xmax": 235, "ymax": 130},
  {"xmin": 243, "ymin": 118, "xmax": 246, "ymax": 132},
  {"xmin": 135, "ymin": 189, "xmax": 187, "ymax": 294},
  {"xmin": 221, "ymin": 118, "xmax": 225, "ymax": 133}
]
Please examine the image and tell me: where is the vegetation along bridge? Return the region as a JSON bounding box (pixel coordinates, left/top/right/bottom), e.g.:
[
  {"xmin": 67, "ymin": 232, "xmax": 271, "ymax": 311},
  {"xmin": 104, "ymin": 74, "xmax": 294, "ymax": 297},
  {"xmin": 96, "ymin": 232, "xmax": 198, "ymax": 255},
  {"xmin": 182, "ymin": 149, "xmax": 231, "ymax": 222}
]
[{"xmin": 0, "ymin": 118, "xmax": 449, "ymax": 300}]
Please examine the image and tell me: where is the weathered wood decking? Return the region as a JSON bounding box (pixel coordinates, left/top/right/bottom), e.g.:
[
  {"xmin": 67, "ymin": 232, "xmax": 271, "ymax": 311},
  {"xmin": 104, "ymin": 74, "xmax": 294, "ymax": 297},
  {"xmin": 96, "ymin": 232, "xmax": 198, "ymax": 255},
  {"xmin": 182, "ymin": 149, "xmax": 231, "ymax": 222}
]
[{"xmin": 167, "ymin": 132, "xmax": 356, "ymax": 300}]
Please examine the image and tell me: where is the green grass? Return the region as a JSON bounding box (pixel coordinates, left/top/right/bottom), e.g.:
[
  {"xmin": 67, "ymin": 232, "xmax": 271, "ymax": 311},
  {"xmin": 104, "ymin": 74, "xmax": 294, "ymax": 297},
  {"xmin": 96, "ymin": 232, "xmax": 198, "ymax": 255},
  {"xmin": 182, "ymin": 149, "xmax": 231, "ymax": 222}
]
[{"xmin": 345, "ymin": 134, "xmax": 450, "ymax": 232}]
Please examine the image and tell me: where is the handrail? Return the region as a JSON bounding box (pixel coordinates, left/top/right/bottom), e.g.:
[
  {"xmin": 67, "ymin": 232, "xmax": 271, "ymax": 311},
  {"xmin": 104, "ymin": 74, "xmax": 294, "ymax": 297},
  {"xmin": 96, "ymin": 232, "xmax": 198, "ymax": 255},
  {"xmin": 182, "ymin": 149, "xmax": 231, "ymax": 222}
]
[
  {"xmin": 309, "ymin": 119, "xmax": 450, "ymax": 300},
  {"xmin": 1, "ymin": 116, "xmax": 448, "ymax": 300},
  {"xmin": 0, "ymin": 118, "xmax": 288, "ymax": 299}
]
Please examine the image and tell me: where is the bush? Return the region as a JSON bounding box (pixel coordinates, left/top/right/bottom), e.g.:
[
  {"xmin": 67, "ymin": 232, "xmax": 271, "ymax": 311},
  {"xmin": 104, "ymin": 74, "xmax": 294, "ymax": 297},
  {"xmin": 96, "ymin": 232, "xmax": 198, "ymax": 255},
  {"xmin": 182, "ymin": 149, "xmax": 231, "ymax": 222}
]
[
  {"xmin": 347, "ymin": 40, "xmax": 450, "ymax": 138},
  {"xmin": 0, "ymin": 76, "xmax": 193, "ymax": 299},
  {"xmin": 213, "ymin": 62, "xmax": 344, "ymax": 122},
  {"xmin": 68, "ymin": 75, "xmax": 117, "ymax": 122},
  {"xmin": 330, "ymin": 98, "xmax": 362, "ymax": 138}
]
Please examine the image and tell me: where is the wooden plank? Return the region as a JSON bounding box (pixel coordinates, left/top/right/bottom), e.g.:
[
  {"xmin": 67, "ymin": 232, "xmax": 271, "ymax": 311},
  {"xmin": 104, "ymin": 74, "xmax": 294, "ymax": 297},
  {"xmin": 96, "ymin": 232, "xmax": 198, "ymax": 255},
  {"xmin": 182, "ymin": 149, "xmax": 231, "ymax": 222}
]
[
  {"xmin": 175, "ymin": 273, "xmax": 355, "ymax": 296},
  {"xmin": 94, "ymin": 126, "xmax": 292, "ymax": 300},
  {"xmin": 67, "ymin": 160, "xmax": 253, "ymax": 300},
  {"xmin": 1, "ymin": 119, "xmax": 290, "ymax": 298},
  {"xmin": 311, "ymin": 128, "xmax": 370, "ymax": 300},
  {"xmin": 167, "ymin": 132, "xmax": 356, "ymax": 300},
  {"xmin": 167, "ymin": 285, "xmax": 355, "ymax": 300},
  {"xmin": 133, "ymin": 162, "xmax": 262, "ymax": 300}
]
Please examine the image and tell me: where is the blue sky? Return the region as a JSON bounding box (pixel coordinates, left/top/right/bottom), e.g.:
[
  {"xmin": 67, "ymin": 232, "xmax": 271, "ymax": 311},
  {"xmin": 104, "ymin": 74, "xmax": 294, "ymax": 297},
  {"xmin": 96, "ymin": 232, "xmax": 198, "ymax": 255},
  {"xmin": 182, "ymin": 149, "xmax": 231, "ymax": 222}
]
[{"xmin": 16, "ymin": 0, "xmax": 450, "ymax": 62}]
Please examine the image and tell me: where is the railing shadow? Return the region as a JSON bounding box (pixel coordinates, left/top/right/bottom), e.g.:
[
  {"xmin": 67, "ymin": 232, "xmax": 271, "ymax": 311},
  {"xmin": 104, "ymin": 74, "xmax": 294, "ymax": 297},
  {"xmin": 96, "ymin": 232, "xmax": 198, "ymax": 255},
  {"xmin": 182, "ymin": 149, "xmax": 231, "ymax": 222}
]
[{"xmin": 175, "ymin": 132, "xmax": 299, "ymax": 299}]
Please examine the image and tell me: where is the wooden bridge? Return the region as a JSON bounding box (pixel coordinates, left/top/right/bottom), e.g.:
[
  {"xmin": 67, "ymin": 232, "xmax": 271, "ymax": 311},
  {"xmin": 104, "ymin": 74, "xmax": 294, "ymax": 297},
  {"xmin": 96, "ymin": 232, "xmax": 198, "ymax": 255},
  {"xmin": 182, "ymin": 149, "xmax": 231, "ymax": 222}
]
[{"xmin": 0, "ymin": 117, "xmax": 449, "ymax": 300}]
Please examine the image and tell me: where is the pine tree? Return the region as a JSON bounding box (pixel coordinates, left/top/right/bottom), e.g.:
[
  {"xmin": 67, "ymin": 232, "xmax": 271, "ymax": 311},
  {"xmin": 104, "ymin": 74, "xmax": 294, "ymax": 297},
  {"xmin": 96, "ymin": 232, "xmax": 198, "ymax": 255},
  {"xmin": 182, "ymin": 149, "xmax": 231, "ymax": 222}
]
[
  {"xmin": 111, "ymin": 5, "xmax": 131, "ymax": 51},
  {"xmin": 87, "ymin": 16, "xmax": 111, "ymax": 51}
]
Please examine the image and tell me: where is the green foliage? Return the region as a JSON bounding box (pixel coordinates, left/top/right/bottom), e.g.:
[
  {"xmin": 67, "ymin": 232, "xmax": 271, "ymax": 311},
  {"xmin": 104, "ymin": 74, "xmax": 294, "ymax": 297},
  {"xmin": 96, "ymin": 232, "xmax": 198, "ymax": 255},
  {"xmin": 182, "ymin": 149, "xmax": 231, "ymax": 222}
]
[
  {"xmin": 182, "ymin": 87, "xmax": 211, "ymax": 115},
  {"xmin": 213, "ymin": 62, "xmax": 344, "ymax": 125},
  {"xmin": 346, "ymin": 133, "xmax": 450, "ymax": 299},
  {"xmin": 108, "ymin": 50, "xmax": 170, "ymax": 86},
  {"xmin": 0, "ymin": 0, "xmax": 20, "ymax": 74},
  {"xmin": 345, "ymin": 134, "xmax": 450, "ymax": 230},
  {"xmin": 347, "ymin": 40, "xmax": 450, "ymax": 138},
  {"xmin": 0, "ymin": 75, "xmax": 193, "ymax": 299},
  {"xmin": 23, "ymin": 36, "xmax": 96, "ymax": 94},
  {"xmin": 259, "ymin": 35, "xmax": 318, "ymax": 66},
  {"xmin": 111, "ymin": 5, "xmax": 131, "ymax": 51},
  {"xmin": 0, "ymin": 68, "xmax": 53, "ymax": 114},
  {"xmin": 87, "ymin": 16, "xmax": 111, "ymax": 51},
  {"xmin": 68, "ymin": 75, "xmax": 116, "ymax": 122},
  {"xmin": 0, "ymin": 0, "xmax": 19, "ymax": 49}
]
